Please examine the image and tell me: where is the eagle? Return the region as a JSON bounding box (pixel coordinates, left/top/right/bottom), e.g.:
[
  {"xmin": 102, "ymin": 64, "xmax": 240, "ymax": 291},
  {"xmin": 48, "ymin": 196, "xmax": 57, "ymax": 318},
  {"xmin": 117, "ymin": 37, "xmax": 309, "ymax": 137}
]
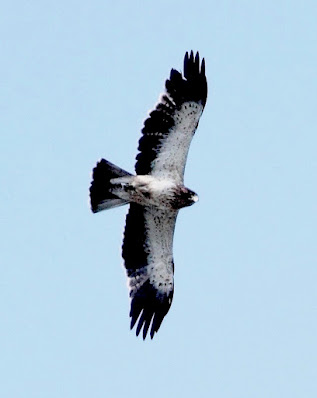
[{"xmin": 90, "ymin": 51, "xmax": 207, "ymax": 339}]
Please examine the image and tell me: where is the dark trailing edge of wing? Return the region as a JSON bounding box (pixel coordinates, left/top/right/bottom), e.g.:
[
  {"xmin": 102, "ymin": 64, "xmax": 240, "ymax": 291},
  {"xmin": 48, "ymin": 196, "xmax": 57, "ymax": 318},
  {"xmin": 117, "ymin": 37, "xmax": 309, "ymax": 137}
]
[
  {"xmin": 122, "ymin": 204, "xmax": 148, "ymax": 272},
  {"xmin": 135, "ymin": 51, "xmax": 207, "ymax": 175},
  {"xmin": 122, "ymin": 204, "xmax": 173, "ymax": 339}
]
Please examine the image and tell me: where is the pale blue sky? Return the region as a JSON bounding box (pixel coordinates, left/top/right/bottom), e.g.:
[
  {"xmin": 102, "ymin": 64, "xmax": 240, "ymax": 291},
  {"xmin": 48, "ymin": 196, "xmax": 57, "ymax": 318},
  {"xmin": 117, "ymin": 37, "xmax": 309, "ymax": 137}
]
[{"xmin": 1, "ymin": 1, "xmax": 317, "ymax": 397}]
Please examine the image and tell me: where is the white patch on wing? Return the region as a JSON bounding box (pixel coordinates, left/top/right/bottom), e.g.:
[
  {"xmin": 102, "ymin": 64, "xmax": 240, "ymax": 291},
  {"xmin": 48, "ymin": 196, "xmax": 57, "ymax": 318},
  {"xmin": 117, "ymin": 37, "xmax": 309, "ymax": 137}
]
[
  {"xmin": 151, "ymin": 101, "xmax": 204, "ymax": 183},
  {"xmin": 143, "ymin": 207, "xmax": 177, "ymax": 294},
  {"xmin": 148, "ymin": 259, "xmax": 173, "ymax": 294}
]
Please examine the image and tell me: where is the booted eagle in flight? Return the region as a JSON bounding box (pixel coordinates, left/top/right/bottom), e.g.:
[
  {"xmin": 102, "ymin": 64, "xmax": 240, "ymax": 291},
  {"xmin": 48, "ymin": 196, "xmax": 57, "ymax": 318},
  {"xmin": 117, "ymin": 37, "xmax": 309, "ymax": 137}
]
[{"xmin": 90, "ymin": 51, "xmax": 207, "ymax": 339}]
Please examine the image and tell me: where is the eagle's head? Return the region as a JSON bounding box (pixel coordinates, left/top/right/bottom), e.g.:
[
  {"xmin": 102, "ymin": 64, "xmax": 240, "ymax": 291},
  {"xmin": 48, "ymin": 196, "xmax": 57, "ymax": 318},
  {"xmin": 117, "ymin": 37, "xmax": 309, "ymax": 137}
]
[{"xmin": 172, "ymin": 187, "xmax": 199, "ymax": 209}]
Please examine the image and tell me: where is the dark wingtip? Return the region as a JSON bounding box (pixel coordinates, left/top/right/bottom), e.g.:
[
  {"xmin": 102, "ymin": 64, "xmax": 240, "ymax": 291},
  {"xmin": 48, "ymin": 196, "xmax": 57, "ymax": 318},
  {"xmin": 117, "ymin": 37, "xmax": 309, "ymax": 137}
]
[
  {"xmin": 128, "ymin": 279, "xmax": 174, "ymax": 340},
  {"xmin": 201, "ymin": 57, "xmax": 205, "ymax": 75},
  {"xmin": 184, "ymin": 50, "xmax": 206, "ymax": 76},
  {"xmin": 181, "ymin": 50, "xmax": 207, "ymax": 107}
]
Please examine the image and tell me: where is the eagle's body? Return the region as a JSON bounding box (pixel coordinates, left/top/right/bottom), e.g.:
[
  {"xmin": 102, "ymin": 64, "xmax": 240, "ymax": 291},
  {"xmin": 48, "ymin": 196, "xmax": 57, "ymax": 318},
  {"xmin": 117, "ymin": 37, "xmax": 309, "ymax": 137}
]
[
  {"xmin": 90, "ymin": 51, "xmax": 207, "ymax": 339},
  {"xmin": 110, "ymin": 174, "xmax": 198, "ymax": 210}
]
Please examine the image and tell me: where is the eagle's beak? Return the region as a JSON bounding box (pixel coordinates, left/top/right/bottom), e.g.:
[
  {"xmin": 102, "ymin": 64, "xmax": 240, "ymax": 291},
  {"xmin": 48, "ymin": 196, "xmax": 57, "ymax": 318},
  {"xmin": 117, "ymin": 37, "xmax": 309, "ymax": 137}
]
[{"xmin": 192, "ymin": 194, "xmax": 199, "ymax": 203}]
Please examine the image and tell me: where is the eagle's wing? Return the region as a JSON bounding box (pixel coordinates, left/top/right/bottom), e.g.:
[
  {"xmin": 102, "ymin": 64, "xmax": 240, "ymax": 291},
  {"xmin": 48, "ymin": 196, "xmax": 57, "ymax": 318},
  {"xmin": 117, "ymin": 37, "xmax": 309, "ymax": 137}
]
[
  {"xmin": 135, "ymin": 51, "xmax": 207, "ymax": 183},
  {"xmin": 122, "ymin": 203, "xmax": 178, "ymax": 339}
]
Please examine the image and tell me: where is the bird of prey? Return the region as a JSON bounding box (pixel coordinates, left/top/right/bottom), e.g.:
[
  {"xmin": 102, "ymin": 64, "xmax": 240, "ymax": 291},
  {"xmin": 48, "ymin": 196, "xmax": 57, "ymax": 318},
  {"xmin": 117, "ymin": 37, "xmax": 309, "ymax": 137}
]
[{"xmin": 90, "ymin": 51, "xmax": 207, "ymax": 339}]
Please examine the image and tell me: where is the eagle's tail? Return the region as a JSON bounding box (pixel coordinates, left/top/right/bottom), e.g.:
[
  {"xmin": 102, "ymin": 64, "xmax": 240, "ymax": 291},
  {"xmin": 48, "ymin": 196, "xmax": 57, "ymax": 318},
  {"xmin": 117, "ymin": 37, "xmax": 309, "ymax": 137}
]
[{"xmin": 90, "ymin": 159, "xmax": 132, "ymax": 213}]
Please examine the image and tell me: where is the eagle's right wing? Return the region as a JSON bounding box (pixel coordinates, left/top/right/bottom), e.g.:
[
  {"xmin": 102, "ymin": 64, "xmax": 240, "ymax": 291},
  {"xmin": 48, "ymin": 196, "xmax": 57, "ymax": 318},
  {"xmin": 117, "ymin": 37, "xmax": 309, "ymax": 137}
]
[
  {"xmin": 135, "ymin": 51, "xmax": 207, "ymax": 184},
  {"xmin": 122, "ymin": 203, "xmax": 178, "ymax": 339}
]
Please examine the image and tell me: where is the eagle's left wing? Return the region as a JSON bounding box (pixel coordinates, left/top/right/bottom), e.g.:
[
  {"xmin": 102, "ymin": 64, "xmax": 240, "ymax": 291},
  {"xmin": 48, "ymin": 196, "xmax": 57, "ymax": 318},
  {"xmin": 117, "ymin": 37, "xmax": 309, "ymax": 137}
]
[
  {"xmin": 122, "ymin": 203, "xmax": 178, "ymax": 339},
  {"xmin": 135, "ymin": 51, "xmax": 207, "ymax": 183}
]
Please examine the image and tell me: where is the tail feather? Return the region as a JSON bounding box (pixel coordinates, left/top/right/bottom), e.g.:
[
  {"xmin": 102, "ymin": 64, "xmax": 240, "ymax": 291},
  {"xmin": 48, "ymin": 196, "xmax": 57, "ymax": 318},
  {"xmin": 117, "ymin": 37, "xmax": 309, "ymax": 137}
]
[{"xmin": 90, "ymin": 159, "xmax": 132, "ymax": 213}]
